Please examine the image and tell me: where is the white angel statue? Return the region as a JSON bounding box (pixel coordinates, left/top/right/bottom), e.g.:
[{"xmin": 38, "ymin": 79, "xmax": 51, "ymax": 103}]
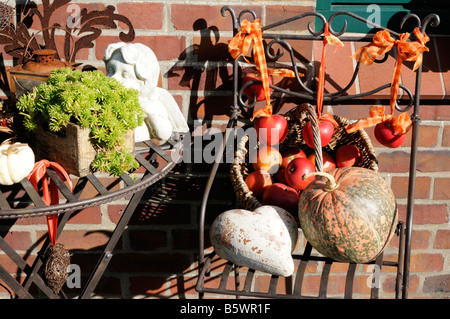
[{"xmin": 103, "ymin": 42, "xmax": 189, "ymax": 142}]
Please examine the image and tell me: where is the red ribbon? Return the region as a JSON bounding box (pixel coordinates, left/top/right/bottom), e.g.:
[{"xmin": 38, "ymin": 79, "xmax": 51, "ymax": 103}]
[{"xmin": 27, "ymin": 160, "xmax": 73, "ymax": 246}]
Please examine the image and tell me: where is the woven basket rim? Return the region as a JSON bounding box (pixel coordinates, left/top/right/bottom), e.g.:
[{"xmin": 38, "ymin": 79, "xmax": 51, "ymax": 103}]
[{"xmin": 230, "ymin": 103, "xmax": 378, "ymax": 211}]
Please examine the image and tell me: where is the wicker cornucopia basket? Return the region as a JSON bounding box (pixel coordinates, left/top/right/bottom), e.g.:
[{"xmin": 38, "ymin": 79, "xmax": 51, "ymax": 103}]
[
  {"xmin": 0, "ymin": 2, "xmax": 14, "ymax": 31},
  {"xmin": 230, "ymin": 103, "xmax": 378, "ymax": 211}
]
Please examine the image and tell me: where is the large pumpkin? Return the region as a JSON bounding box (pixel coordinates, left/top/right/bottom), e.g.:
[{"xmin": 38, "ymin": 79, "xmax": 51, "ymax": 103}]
[{"xmin": 298, "ymin": 167, "xmax": 397, "ymax": 263}]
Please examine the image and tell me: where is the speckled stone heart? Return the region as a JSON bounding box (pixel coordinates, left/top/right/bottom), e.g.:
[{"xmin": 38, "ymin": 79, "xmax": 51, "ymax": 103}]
[{"xmin": 210, "ymin": 205, "xmax": 298, "ymax": 277}]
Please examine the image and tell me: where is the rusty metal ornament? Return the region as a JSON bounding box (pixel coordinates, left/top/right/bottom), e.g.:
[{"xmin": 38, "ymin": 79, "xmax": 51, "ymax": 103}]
[
  {"xmin": 6, "ymin": 35, "xmax": 78, "ymax": 102},
  {"xmin": 22, "ymin": 49, "xmax": 67, "ymax": 73},
  {"xmin": 1, "ymin": 0, "xmax": 135, "ymax": 103},
  {"xmin": 0, "ymin": 0, "xmax": 135, "ymax": 63}
]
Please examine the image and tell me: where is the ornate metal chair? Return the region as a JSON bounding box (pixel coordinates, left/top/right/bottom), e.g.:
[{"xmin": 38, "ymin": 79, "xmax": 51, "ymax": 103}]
[{"xmin": 196, "ymin": 6, "xmax": 439, "ymax": 299}]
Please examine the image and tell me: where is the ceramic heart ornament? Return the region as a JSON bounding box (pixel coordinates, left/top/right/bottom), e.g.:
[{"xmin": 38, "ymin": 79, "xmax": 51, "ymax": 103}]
[{"xmin": 210, "ymin": 205, "xmax": 298, "ymax": 277}]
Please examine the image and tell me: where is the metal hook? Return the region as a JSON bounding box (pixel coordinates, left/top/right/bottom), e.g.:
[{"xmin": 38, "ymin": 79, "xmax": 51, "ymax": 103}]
[
  {"xmin": 327, "ymin": 12, "xmax": 348, "ymax": 37},
  {"xmin": 221, "ymin": 6, "xmax": 239, "ymax": 33},
  {"xmin": 266, "ymin": 39, "xmax": 285, "ymax": 60},
  {"xmin": 308, "ymin": 12, "xmax": 327, "ymax": 37},
  {"xmin": 238, "ymin": 9, "xmax": 257, "ymax": 25},
  {"xmin": 400, "ymin": 13, "xmax": 440, "ymax": 36},
  {"xmin": 421, "ymin": 14, "xmax": 440, "ymax": 33},
  {"xmin": 400, "ymin": 13, "xmax": 421, "ymax": 30}
]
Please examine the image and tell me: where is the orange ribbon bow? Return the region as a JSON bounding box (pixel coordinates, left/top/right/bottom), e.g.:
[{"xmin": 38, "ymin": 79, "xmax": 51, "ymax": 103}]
[
  {"xmin": 346, "ymin": 28, "xmax": 429, "ymax": 134},
  {"xmin": 346, "ymin": 105, "xmax": 412, "ymax": 135},
  {"xmin": 316, "ymin": 22, "xmax": 343, "ymax": 127},
  {"xmin": 228, "ymin": 19, "xmax": 296, "ymax": 119},
  {"xmin": 27, "ymin": 160, "xmax": 73, "ymax": 246}
]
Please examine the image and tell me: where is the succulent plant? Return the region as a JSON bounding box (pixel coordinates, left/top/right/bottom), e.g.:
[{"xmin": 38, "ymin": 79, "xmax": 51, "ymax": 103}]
[{"xmin": 17, "ymin": 67, "xmax": 145, "ymax": 176}]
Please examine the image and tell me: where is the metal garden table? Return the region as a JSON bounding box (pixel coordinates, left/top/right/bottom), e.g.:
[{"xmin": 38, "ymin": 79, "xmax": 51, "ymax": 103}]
[{"xmin": 0, "ymin": 135, "xmax": 183, "ymax": 299}]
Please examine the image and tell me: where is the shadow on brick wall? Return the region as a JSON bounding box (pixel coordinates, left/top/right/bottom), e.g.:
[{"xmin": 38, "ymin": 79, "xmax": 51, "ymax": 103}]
[
  {"xmin": 54, "ymin": 157, "xmax": 238, "ymax": 298},
  {"xmin": 167, "ymin": 18, "xmax": 235, "ymax": 128}
]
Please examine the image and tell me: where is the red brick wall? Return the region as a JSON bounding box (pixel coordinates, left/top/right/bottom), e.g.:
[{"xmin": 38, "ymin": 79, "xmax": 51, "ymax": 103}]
[{"xmin": 0, "ymin": 1, "xmax": 448, "ymax": 299}]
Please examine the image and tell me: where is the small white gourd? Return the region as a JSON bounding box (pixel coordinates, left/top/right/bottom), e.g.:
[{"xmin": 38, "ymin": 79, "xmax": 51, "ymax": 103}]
[{"xmin": 0, "ymin": 142, "xmax": 35, "ymax": 185}]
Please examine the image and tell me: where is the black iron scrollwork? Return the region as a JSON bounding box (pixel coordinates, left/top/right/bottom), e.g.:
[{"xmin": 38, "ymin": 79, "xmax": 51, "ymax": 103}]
[
  {"xmin": 401, "ymin": 12, "xmax": 440, "ymax": 34},
  {"xmin": 222, "ymin": 6, "xmax": 439, "ymax": 115}
]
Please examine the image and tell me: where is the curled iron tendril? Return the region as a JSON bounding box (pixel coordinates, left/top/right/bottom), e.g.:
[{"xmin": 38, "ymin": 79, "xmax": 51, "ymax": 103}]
[
  {"xmin": 400, "ymin": 13, "xmax": 440, "ymax": 34},
  {"xmin": 221, "ymin": 5, "xmax": 257, "ymax": 33},
  {"xmin": 221, "ymin": 6, "xmax": 439, "ymax": 113},
  {"xmin": 327, "ymin": 11, "xmax": 392, "ymax": 37}
]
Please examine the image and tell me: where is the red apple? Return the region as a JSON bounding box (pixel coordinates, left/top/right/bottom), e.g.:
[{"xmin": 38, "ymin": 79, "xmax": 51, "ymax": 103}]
[
  {"xmin": 254, "ymin": 114, "xmax": 288, "ymax": 145},
  {"xmin": 274, "ymin": 167, "xmax": 288, "ymax": 184},
  {"xmin": 281, "ymin": 148, "xmax": 307, "ymax": 168},
  {"xmin": 336, "ymin": 144, "xmax": 362, "ymax": 168},
  {"xmin": 285, "ymin": 157, "xmax": 316, "ymax": 191},
  {"xmin": 251, "ymin": 145, "xmax": 282, "ymax": 174},
  {"xmin": 262, "ymin": 183, "xmax": 300, "ymax": 214},
  {"xmin": 242, "ymin": 72, "xmax": 273, "ymax": 101},
  {"xmin": 308, "ymin": 151, "xmax": 336, "ymax": 172},
  {"xmin": 374, "ymin": 122, "xmax": 407, "ymax": 148},
  {"xmin": 245, "ymin": 170, "xmax": 273, "ymax": 198},
  {"xmin": 302, "ymin": 120, "xmax": 335, "ymax": 149}
]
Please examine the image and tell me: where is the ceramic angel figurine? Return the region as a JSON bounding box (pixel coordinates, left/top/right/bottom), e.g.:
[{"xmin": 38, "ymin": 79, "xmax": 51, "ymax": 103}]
[{"xmin": 103, "ymin": 42, "xmax": 189, "ymax": 142}]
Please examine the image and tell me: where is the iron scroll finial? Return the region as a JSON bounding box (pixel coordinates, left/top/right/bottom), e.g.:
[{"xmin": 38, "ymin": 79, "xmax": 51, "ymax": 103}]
[
  {"xmin": 328, "ymin": 11, "xmax": 391, "ymax": 37},
  {"xmin": 400, "ymin": 13, "xmax": 440, "ymax": 34},
  {"xmin": 221, "ymin": 6, "xmax": 239, "ymax": 34},
  {"xmin": 221, "ymin": 6, "xmax": 257, "ymax": 35},
  {"xmin": 421, "ymin": 14, "xmax": 440, "ymax": 33}
]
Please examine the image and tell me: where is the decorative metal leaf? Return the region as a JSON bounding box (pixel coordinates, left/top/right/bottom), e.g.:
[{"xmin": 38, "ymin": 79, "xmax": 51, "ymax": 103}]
[
  {"xmin": 0, "ymin": 22, "xmax": 40, "ymax": 60},
  {"xmin": 69, "ymin": 5, "xmax": 135, "ymax": 61},
  {"xmin": 0, "ymin": 0, "xmax": 135, "ymax": 63}
]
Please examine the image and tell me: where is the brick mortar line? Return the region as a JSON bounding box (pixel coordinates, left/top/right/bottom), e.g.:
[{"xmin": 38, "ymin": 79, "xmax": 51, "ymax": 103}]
[
  {"xmin": 375, "ymin": 145, "xmax": 450, "ymax": 153},
  {"xmin": 436, "ymin": 122, "xmax": 446, "ymax": 147},
  {"xmin": 395, "ymin": 198, "xmax": 450, "ymax": 206},
  {"xmin": 163, "ymin": 2, "xmax": 172, "ymax": 33},
  {"xmin": 407, "ymin": 224, "xmax": 450, "ymax": 233},
  {"xmin": 380, "ymin": 171, "xmax": 450, "ymax": 176}
]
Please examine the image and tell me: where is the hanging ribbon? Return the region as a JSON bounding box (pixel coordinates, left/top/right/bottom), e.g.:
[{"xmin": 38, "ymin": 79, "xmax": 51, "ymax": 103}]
[
  {"xmin": 228, "ymin": 19, "xmax": 297, "ymax": 119},
  {"xmin": 351, "ymin": 29, "xmax": 395, "ymax": 67},
  {"xmin": 27, "ymin": 160, "xmax": 73, "ymax": 246},
  {"xmin": 345, "ymin": 105, "xmax": 412, "ymax": 135},
  {"xmin": 316, "ymin": 22, "xmax": 343, "ymax": 127},
  {"xmin": 346, "ymin": 28, "xmax": 429, "ymax": 134}
]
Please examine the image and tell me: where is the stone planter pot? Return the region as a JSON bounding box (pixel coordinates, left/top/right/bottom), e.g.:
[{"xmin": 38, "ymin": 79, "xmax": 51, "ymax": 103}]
[{"xmin": 33, "ymin": 122, "xmax": 134, "ymax": 177}]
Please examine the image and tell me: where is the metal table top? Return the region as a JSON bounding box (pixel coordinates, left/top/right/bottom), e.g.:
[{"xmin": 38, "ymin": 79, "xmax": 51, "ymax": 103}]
[{"xmin": 0, "ymin": 136, "xmax": 184, "ymax": 220}]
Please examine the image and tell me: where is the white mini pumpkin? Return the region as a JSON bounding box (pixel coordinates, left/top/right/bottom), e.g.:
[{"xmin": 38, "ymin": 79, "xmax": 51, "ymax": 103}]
[{"xmin": 0, "ymin": 142, "xmax": 35, "ymax": 185}]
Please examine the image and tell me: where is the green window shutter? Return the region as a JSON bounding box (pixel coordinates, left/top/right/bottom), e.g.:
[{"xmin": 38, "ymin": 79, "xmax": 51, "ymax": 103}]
[
  {"xmin": 316, "ymin": 0, "xmax": 448, "ymax": 34},
  {"xmin": 333, "ymin": 0, "xmax": 411, "ymax": 3},
  {"xmin": 316, "ymin": 0, "xmax": 331, "ymax": 11}
]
